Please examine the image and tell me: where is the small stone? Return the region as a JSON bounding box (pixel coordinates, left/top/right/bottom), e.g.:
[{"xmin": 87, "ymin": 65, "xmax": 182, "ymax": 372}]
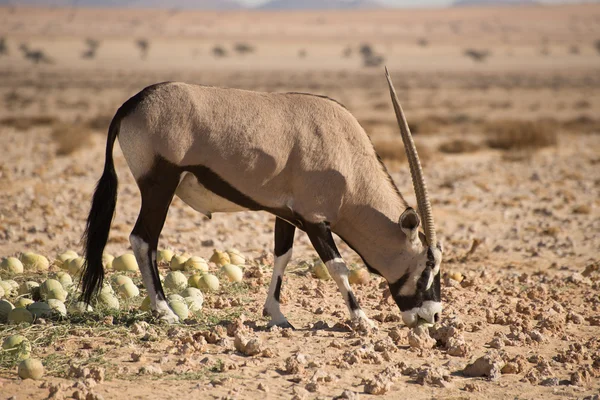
[
  {"xmin": 364, "ymin": 377, "xmax": 391, "ymax": 395},
  {"xmin": 540, "ymin": 377, "xmax": 559, "ymax": 387},
  {"xmin": 463, "ymin": 352, "xmax": 504, "ymax": 381},
  {"xmin": 408, "ymin": 325, "xmax": 436, "ymax": 349},
  {"xmin": 257, "ymin": 382, "xmax": 268, "ymax": 392},
  {"xmin": 463, "ymin": 382, "xmax": 481, "ymax": 392},
  {"xmin": 334, "ymin": 390, "xmax": 360, "ymax": 400},
  {"xmin": 305, "ymin": 382, "xmax": 319, "ymax": 393}
]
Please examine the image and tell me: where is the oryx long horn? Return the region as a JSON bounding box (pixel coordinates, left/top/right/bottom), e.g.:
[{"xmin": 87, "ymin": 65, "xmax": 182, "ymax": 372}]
[{"xmin": 385, "ymin": 67, "xmax": 437, "ymax": 247}]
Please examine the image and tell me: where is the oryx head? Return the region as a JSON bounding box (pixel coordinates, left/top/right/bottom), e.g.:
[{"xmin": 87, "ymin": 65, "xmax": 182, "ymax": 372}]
[{"xmin": 385, "ymin": 68, "xmax": 443, "ymax": 328}]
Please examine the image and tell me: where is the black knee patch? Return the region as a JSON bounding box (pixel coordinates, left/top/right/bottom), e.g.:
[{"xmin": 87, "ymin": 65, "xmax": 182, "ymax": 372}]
[
  {"xmin": 348, "ymin": 291, "xmax": 360, "ymax": 311},
  {"xmin": 274, "ymin": 276, "xmax": 283, "ymax": 302}
]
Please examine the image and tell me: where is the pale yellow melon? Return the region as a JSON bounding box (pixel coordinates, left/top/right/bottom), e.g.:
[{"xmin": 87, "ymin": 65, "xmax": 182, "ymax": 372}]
[
  {"xmin": 18, "ymin": 358, "xmax": 44, "ymax": 380},
  {"xmin": 1, "ymin": 257, "xmax": 24, "ymax": 274},
  {"xmin": 221, "ymin": 264, "xmax": 243, "ymax": 283},
  {"xmin": 113, "ymin": 254, "xmax": 138, "ymax": 272},
  {"xmin": 184, "ymin": 256, "xmax": 209, "ymax": 273}
]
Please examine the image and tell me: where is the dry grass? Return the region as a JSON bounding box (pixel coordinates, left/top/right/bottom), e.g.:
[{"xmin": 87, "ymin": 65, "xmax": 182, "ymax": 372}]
[
  {"xmin": 438, "ymin": 139, "xmax": 481, "ymax": 154},
  {"xmin": 486, "ymin": 120, "xmax": 557, "ymax": 150},
  {"xmin": 0, "ymin": 115, "xmax": 58, "ymax": 130},
  {"xmin": 51, "ymin": 122, "xmax": 93, "ymax": 156}
]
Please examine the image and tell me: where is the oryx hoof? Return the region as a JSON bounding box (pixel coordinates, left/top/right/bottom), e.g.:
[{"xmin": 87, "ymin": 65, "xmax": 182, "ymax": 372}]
[
  {"xmin": 154, "ymin": 310, "xmax": 179, "ymax": 324},
  {"xmin": 267, "ymin": 320, "xmax": 295, "ymax": 330}
]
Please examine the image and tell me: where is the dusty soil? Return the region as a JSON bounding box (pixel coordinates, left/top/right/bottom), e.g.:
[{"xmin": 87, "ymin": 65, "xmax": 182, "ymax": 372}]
[{"xmin": 0, "ymin": 4, "xmax": 599, "ymax": 400}]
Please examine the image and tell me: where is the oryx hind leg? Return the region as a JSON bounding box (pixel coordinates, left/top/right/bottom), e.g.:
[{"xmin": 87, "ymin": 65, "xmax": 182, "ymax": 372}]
[
  {"xmin": 263, "ymin": 217, "xmax": 296, "ymax": 329},
  {"xmin": 305, "ymin": 222, "xmax": 373, "ymax": 327},
  {"xmin": 130, "ymin": 158, "xmax": 181, "ymax": 323}
]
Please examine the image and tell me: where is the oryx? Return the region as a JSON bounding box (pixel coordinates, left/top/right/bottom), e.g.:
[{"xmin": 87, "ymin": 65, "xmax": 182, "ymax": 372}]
[{"xmin": 80, "ymin": 68, "xmax": 442, "ymax": 328}]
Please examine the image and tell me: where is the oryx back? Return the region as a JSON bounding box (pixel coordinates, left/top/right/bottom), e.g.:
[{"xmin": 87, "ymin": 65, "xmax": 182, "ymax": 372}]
[{"xmin": 117, "ymin": 82, "xmax": 380, "ymax": 225}]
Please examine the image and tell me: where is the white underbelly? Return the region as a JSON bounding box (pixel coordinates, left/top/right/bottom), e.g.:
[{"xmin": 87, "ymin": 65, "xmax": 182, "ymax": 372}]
[{"xmin": 175, "ymin": 172, "xmax": 248, "ymax": 216}]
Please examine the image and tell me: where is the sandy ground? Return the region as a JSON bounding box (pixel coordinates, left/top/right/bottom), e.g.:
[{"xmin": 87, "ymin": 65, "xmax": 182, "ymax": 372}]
[{"xmin": 0, "ymin": 4, "xmax": 599, "ymax": 400}]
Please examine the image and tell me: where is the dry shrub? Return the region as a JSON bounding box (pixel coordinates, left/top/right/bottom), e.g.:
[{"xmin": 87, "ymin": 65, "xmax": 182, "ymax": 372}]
[
  {"xmin": 563, "ymin": 116, "xmax": 600, "ymax": 133},
  {"xmin": 87, "ymin": 114, "xmax": 113, "ymax": 131},
  {"xmin": 0, "ymin": 115, "xmax": 57, "ymax": 130},
  {"xmin": 486, "ymin": 120, "xmax": 557, "ymax": 151},
  {"xmin": 51, "ymin": 122, "xmax": 92, "ymax": 156},
  {"xmin": 438, "ymin": 139, "xmax": 480, "ymax": 154},
  {"xmin": 372, "ymin": 137, "xmax": 431, "ymax": 168}
]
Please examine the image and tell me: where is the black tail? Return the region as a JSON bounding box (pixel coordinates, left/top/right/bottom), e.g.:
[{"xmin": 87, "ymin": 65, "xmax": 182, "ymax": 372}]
[{"xmin": 80, "ymin": 114, "xmax": 120, "ymax": 304}]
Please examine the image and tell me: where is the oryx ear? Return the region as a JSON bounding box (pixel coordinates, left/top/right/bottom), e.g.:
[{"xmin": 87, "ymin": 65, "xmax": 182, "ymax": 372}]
[{"xmin": 400, "ymin": 207, "xmax": 420, "ymax": 242}]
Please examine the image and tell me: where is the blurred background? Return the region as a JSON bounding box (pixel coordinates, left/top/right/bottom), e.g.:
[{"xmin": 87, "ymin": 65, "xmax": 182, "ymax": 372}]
[{"xmin": 0, "ymin": 0, "xmax": 598, "ymax": 263}]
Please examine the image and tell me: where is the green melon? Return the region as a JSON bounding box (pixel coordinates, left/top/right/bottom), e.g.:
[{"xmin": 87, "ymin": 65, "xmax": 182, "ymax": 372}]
[
  {"xmin": 118, "ymin": 282, "xmax": 140, "ymax": 299},
  {"xmin": 98, "ymin": 293, "xmax": 120, "ymax": 310},
  {"xmin": 2, "ymin": 334, "xmax": 31, "ymax": 359},
  {"xmin": 198, "ymin": 274, "xmax": 220, "ymax": 292},
  {"xmin": 180, "ymin": 287, "xmax": 203, "ymax": 299},
  {"xmin": 28, "ymin": 302, "xmax": 52, "ymax": 318},
  {"xmin": 0, "ymin": 299, "xmax": 15, "ymax": 322},
  {"xmin": 47, "ymin": 299, "xmax": 67, "ymax": 316},
  {"xmin": 164, "ymin": 271, "xmax": 188, "ymax": 292},
  {"xmin": 40, "ymin": 279, "xmax": 63, "ymax": 299},
  {"xmin": 20, "ymin": 253, "xmax": 50, "ymax": 272},
  {"xmin": 169, "ymin": 300, "xmax": 189, "ymax": 320},
  {"xmin": 67, "ymin": 257, "xmax": 85, "ymax": 276},
  {"xmin": 1, "ymin": 257, "xmax": 24, "ymax": 274},
  {"xmin": 8, "ymin": 308, "xmax": 34, "ymax": 324},
  {"xmin": 184, "ymin": 296, "xmax": 203, "ymax": 312},
  {"xmin": 53, "ymin": 271, "xmax": 73, "ymax": 289}
]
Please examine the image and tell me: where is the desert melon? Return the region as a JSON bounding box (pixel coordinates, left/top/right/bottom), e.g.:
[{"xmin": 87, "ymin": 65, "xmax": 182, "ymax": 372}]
[
  {"xmin": 8, "ymin": 307, "xmax": 34, "ymax": 324},
  {"xmin": 184, "ymin": 256, "xmax": 209, "ymax": 273},
  {"xmin": 20, "ymin": 253, "xmax": 49, "ymax": 272},
  {"xmin": 18, "ymin": 358, "xmax": 44, "ymax": 380},
  {"xmin": 1, "ymin": 257, "xmax": 24, "ymax": 274},
  {"xmin": 164, "ymin": 271, "xmax": 188, "ymax": 292},
  {"xmin": 169, "ymin": 255, "xmax": 188, "ymax": 271},
  {"xmin": 113, "ymin": 254, "xmax": 138, "ymax": 272},
  {"xmin": 209, "ymin": 250, "xmax": 230, "ymax": 266}
]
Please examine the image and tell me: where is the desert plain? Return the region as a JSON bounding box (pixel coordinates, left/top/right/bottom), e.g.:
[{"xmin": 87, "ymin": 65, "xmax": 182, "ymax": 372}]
[{"xmin": 0, "ymin": 4, "xmax": 599, "ymax": 399}]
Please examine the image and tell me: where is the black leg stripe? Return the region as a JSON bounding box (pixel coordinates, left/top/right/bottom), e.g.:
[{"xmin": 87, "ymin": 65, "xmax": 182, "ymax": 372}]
[
  {"xmin": 274, "ymin": 218, "xmax": 296, "ymax": 257},
  {"xmin": 274, "ymin": 276, "xmax": 283, "ymax": 302},
  {"xmin": 348, "ymin": 291, "xmax": 360, "ymax": 311}
]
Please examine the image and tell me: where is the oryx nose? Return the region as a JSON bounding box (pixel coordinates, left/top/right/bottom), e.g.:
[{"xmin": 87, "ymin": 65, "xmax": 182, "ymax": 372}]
[{"xmin": 434, "ymin": 312, "xmax": 440, "ymax": 323}]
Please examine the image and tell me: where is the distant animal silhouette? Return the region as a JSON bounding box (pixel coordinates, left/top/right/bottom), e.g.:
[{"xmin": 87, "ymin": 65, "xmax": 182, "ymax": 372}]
[{"xmin": 19, "ymin": 44, "xmax": 52, "ymax": 64}]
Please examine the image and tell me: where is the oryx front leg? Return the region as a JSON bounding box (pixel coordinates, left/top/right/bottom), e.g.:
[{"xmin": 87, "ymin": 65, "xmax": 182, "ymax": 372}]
[
  {"xmin": 130, "ymin": 158, "xmax": 181, "ymax": 324},
  {"xmin": 306, "ymin": 222, "xmax": 373, "ymax": 327},
  {"xmin": 263, "ymin": 218, "xmax": 296, "ymax": 329}
]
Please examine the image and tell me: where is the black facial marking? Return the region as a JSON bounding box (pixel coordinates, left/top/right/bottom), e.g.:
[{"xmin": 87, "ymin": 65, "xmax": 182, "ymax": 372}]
[
  {"xmin": 389, "ymin": 268, "xmax": 441, "ymax": 312},
  {"xmin": 274, "ymin": 276, "xmax": 283, "ymax": 302},
  {"xmin": 274, "ymin": 218, "xmax": 296, "ymax": 257},
  {"xmin": 347, "ymin": 291, "xmax": 360, "ymax": 311}
]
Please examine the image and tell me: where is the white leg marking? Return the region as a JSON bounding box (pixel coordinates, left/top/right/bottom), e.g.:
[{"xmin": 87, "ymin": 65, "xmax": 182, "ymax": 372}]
[
  {"xmin": 264, "ymin": 249, "xmax": 292, "ymax": 327},
  {"xmin": 325, "ymin": 258, "xmax": 372, "ymax": 325},
  {"xmin": 130, "ymin": 234, "xmax": 179, "ymax": 323}
]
